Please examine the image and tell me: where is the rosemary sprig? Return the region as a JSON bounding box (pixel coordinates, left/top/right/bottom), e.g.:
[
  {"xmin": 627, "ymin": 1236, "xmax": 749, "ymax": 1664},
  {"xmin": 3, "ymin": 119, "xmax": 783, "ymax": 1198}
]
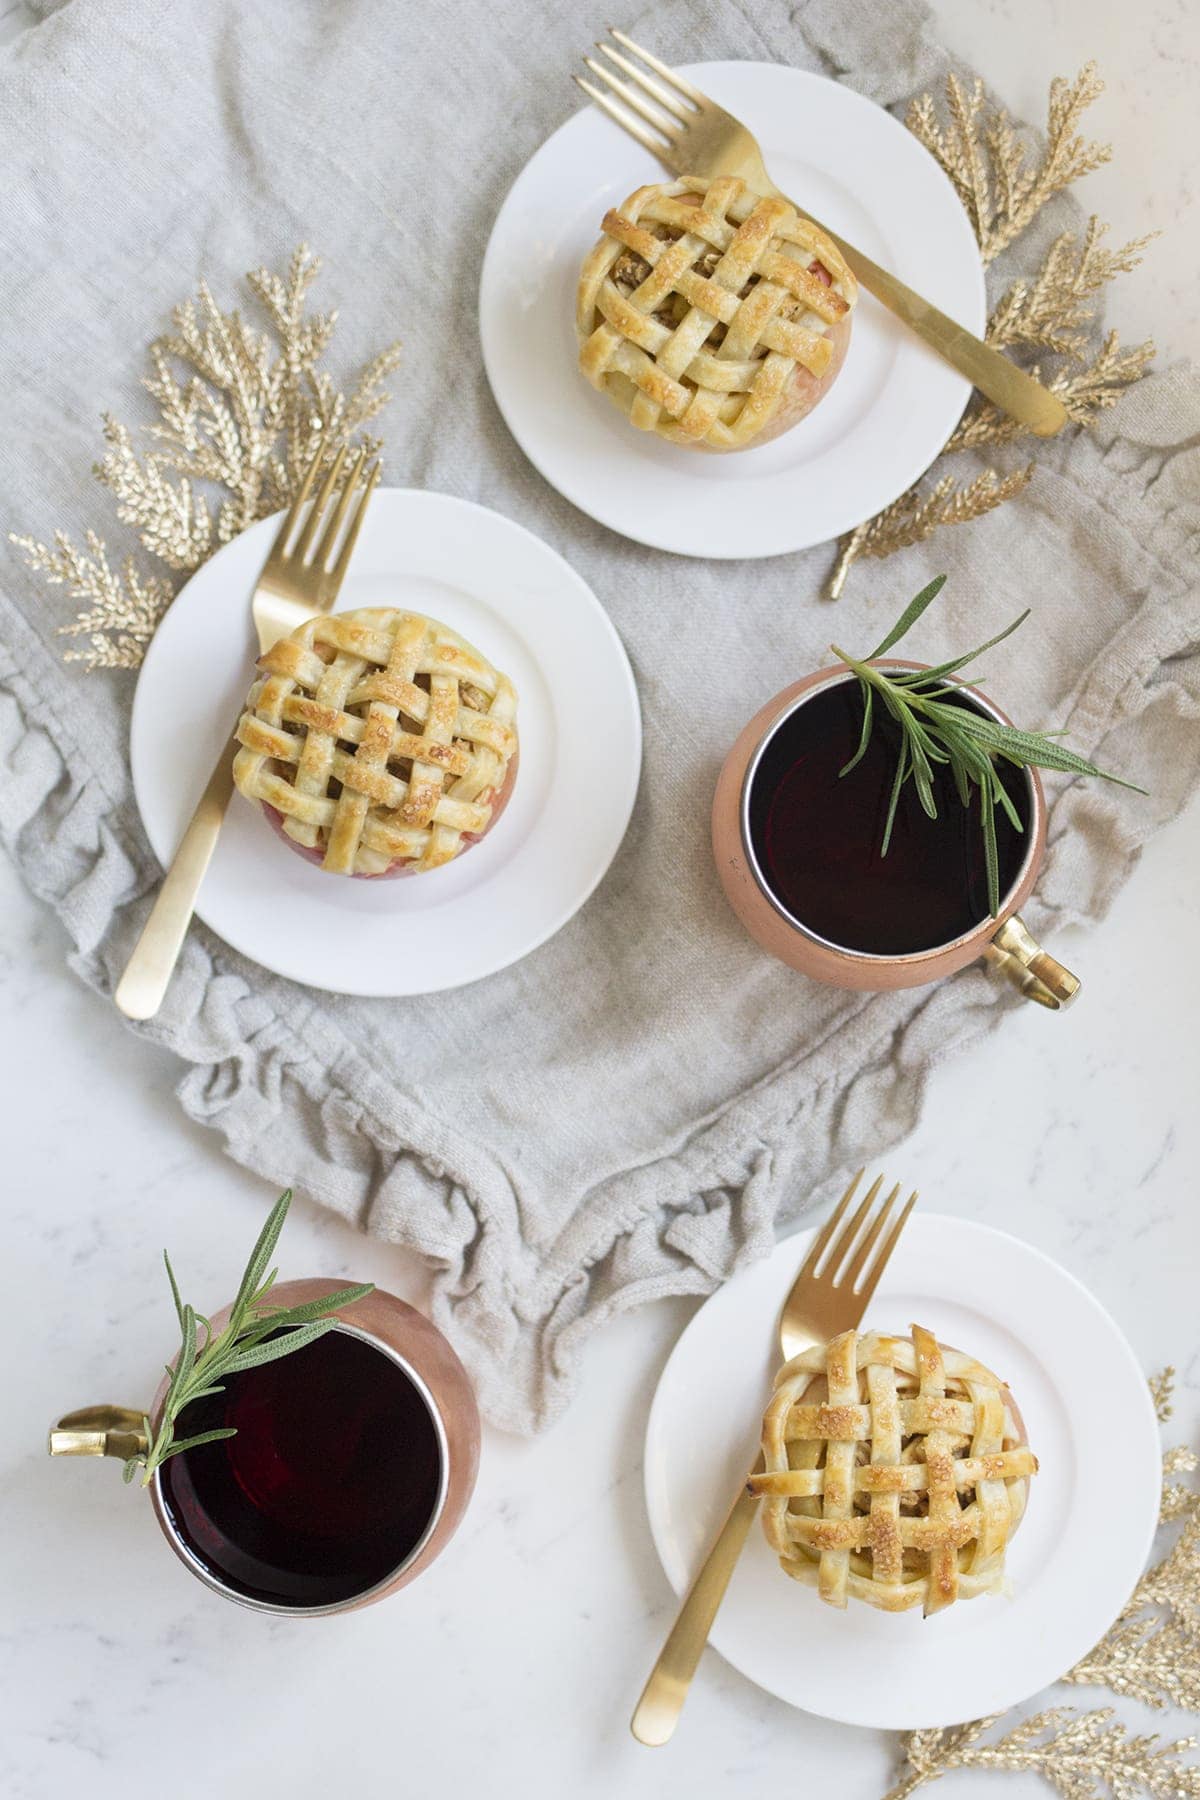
[
  {"xmin": 123, "ymin": 1189, "xmax": 373, "ymax": 1488},
  {"xmin": 830, "ymin": 575, "xmax": 1145, "ymax": 916}
]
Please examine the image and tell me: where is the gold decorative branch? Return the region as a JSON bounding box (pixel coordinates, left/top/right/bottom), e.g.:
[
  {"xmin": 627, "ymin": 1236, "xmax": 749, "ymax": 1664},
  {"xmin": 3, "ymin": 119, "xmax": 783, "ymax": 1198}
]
[
  {"xmin": 1064, "ymin": 1448, "xmax": 1200, "ymax": 1712},
  {"xmin": 1150, "ymin": 1367, "xmax": 1177, "ymax": 1424},
  {"xmin": 827, "ymin": 466, "xmax": 1033, "ymax": 598},
  {"xmin": 985, "ymin": 220, "xmax": 1158, "ymax": 357},
  {"xmin": 97, "ymin": 414, "xmax": 214, "ymax": 570},
  {"xmin": 882, "ymin": 1398, "xmax": 1200, "ymax": 1796},
  {"xmin": 8, "ymin": 529, "xmax": 173, "ymax": 670},
  {"xmin": 947, "ymin": 331, "xmax": 1155, "ymax": 453},
  {"xmin": 828, "ymin": 65, "xmax": 1155, "ymax": 599},
  {"xmin": 885, "ymin": 1709, "xmax": 1200, "ymax": 1799},
  {"xmin": 11, "ymin": 245, "xmax": 402, "ymax": 670},
  {"xmin": 906, "ymin": 64, "xmax": 1110, "ymax": 265}
]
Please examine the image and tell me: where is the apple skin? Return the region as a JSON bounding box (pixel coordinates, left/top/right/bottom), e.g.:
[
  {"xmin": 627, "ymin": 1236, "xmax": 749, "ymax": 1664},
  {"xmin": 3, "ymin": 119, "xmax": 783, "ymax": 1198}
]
[
  {"xmin": 718, "ymin": 310, "xmax": 852, "ymax": 452},
  {"xmin": 262, "ymin": 752, "xmax": 519, "ymax": 879}
]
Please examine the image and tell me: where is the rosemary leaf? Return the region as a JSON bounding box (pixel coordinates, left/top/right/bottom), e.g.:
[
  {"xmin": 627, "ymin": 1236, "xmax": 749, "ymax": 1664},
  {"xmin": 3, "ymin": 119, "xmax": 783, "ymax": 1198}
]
[
  {"xmin": 839, "ymin": 682, "xmax": 874, "ymax": 777},
  {"xmin": 950, "ymin": 711, "xmax": 1147, "ymax": 787},
  {"xmin": 881, "ymin": 735, "xmax": 910, "ymax": 855},
  {"xmin": 236, "ymin": 1190, "xmax": 293, "ymax": 1314},
  {"xmin": 125, "ymin": 1192, "xmax": 374, "ymax": 1488},
  {"xmin": 887, "ymin": 609, "xmax": 1031, "ymax": 688},
  {"xmin": 905, "ymin": 714, "xmax": 951, "ymax": 766},
  {"xmin": 164, "ymin": 1251, "xmax": 186, "ymax": 1333},
  {"xmin": 981, "ymin": 776, "xmax": 1000, "ymax": 914},
  {"xmin": 262, "ymin": 1283, "xmax": 376, "ymax": 1326},
  {"xmin": 162, "ymin": 1304, "xmax": 197, "ymax": 1416},
  {"xmin": 908, "ymin": 731, "xmax": 939, "ymax": 819},
  {"xmin": 992, "ymin": 769, "xmax": 1026, "ymax": 832},
  {"xmin": 867, "ymin": 574, "xmax": 947, "ymax": 657},
  {"xmin": 948, "ymin": 746, "xmax": 972, "ymax": 809},
  {"xmin": 157, "ymin": 1428, "xmax": 238, "ymax": 1462},
  {"xmin": 835, "ymin": 577, "xmax": 1142, "ymax": 916},
  {"xmin": 221, "ymin": 1319, "xmax": 341, "ymax": 1375}
]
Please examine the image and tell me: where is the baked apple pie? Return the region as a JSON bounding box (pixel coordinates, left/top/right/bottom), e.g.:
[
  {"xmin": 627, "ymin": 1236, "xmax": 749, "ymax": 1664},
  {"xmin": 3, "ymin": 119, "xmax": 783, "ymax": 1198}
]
[
  {"xmin": 576, "ymin": 173, "xmax": 856, "ymax": 451},
  {"xmin": 748, "ymin": 1324, "xmax": 1036, "ymax": 1615},
  {"xmin": 233, "ymin": 608, "xmax": 518, "ymax": 877}
]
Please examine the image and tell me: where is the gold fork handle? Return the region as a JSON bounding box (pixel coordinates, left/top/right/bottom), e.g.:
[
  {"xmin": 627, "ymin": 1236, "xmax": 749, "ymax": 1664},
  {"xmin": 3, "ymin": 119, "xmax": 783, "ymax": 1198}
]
[
  {"xmin": 631, "ymin": 1462, "xmax": 762, "ymax": 1746},
  {"xmin": 114, "ymin": 737, "xmax": 238, "ymax": 1022},
  {"xmin": 806, "ymin": 217, "xmax": 1067, "ymax": 438}
]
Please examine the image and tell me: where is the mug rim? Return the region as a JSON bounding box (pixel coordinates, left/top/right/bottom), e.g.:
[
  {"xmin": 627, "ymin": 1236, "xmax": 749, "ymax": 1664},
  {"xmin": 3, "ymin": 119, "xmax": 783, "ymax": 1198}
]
[
  {"xmin": 151, "ymin": 1317, "xmax": 451, "ymax": 1618},
  {"xmin": 738, "ymin": 662, "xmax": 1042, "ymax": 964}
]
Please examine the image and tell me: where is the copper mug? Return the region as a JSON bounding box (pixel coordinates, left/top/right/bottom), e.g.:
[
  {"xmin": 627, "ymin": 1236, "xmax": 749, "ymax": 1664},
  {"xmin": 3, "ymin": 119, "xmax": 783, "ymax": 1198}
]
[
  {"xmin": 49, "ymin": 1280, "xmax": 480, "ymax": 1616},
  {"xmin": 712, "ymin": 661, "xmax": 1079, "ymax": 1009}
]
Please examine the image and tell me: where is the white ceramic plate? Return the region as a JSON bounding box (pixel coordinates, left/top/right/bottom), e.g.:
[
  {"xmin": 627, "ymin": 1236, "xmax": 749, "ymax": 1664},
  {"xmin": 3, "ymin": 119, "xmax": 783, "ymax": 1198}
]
[
  {"xmin": 480, "ymin": 62, "xmax": 985, "ymax": 560},
  {"xmin": 644, "ymin": 1213, "xmax": 1160, "ymax": 1729},
  {"xmin": 130, "ymin": 490, "xmax": 641, "ymax": 997}
]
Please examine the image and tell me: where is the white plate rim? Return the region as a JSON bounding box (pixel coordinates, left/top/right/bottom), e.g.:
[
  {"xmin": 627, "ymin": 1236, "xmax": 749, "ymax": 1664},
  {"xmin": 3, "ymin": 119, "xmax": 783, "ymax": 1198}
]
[
  {"xmin": 130, "ymin": 488, "xmax": 642, "ymax": 997},
  {"xmin": 480, "ymin": 61, "xmax": 986, "ymax": 560},
  {"xmin": 643, "ymin": 1212, "xmax": 1161, "ymax": 1729}
]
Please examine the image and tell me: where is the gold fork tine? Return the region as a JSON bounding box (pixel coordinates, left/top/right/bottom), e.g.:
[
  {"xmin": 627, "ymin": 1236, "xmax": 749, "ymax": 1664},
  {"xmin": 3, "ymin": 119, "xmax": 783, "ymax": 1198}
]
[
  {"xmin": 267, "ymin": 431, "xmax": 328, "ymax": 560},
  {"xmin": 799, "ymin": 1168, "xmax": 863, "ymax": 1275},
  {"xmin": 596, "ymin": 40, "xmax": 694, "ymax": 121},
  {"xmin": 313, "ymin": 445, "xmax": 369, "ymax": 571},
  {"xmin": 292, "ymin": 441, "xmax": 349, "ymax": 564},
  {"xmin": 840, "ymin": 1184, "xmax": 901, "ymax": 1290},
  {"xmin": 573, "ymin": 76, "xmax": 669, "ymax": 155},
  {"xmin": 581, "ymin": 56, "xmax": 680, "ymax": 141},
  {"xmin": 329, "ymin": 460, "xmax": 381, "ymax": 589},
  {"xmin": 820, "ymin": 1173, "xmax": 885, "ymax": 1283},
  {"xmin": 609, "ymin": 26, "xmax": 705, "ymax": 103},
  {"xmin": 856, "ymin": 1191, "xmax": 918, "ymax": 1307}
]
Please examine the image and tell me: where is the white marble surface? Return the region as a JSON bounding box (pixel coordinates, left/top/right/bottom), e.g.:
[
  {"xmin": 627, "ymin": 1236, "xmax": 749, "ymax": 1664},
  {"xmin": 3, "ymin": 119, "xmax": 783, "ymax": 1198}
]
[{"xmin": 2, "ymin": 2, "xmax": 1198, "ymax": 1796}]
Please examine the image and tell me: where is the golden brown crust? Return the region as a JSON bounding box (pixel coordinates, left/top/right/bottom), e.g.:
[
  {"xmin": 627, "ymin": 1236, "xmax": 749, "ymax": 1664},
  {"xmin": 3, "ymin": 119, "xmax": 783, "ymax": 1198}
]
[
  {"xmin": 747, "ymin": 1324, "xmax": 1036, "ymax": 1616},
  {"xmin": 232, "ymin": 608, "xmax": 518, "ymax": 877},
  {"xmin": 576, "ymin": 174, "xmax": 857, "ymax": 453}
]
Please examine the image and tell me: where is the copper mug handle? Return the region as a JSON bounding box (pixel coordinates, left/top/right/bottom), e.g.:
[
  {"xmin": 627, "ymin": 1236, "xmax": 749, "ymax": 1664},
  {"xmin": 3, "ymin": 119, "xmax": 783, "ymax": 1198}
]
[{"xmin": 985, "ymin": 914, "xmax": 1080, "ymax": 1011}]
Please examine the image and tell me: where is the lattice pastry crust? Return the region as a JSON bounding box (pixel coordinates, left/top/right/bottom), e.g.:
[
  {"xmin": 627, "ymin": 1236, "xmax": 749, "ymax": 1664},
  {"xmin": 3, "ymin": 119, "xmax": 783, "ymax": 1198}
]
[
  {"xmin": 233, "ymin": 608, "xmax": 518, "ymax": 877},
  {"xmin": 747, "ymin": 1325, "xmax": 1036, "ymax": 1615},
  {"xmin": 577, "ymin": 175, "xmax": 857, "ymax": 451}
]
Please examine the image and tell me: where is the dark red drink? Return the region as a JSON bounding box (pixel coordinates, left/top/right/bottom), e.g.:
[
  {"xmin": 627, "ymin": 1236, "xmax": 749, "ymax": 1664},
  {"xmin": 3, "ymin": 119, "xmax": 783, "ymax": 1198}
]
[
  {"xmin": 158, "ymin": 1327, "xmax": 443, "ymax": 1609},
  {"xmin": 746, "ymin": 678, "xmax": 1030, "ymax": 956}
]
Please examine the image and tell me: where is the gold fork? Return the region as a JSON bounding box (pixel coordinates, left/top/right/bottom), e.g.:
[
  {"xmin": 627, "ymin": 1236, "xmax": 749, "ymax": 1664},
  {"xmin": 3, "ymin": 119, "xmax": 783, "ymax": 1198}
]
[
  {"xmin": 630, "ymin": 1169, "xmax": 917, "ymax": 1746},
  {"xmin": 576, "ymin": 30, "xmax": 1066, "ymax": 438},
  {"xmin": 114, "ymin": 441, "xmax": 381, "ymax": 1021}
]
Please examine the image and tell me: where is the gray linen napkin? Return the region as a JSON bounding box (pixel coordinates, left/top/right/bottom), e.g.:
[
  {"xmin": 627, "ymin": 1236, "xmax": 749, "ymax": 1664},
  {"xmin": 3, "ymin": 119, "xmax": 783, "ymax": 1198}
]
[{"xmin": 2, "ymin": 0, "xmax": 1197, "ymax": 1431}]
